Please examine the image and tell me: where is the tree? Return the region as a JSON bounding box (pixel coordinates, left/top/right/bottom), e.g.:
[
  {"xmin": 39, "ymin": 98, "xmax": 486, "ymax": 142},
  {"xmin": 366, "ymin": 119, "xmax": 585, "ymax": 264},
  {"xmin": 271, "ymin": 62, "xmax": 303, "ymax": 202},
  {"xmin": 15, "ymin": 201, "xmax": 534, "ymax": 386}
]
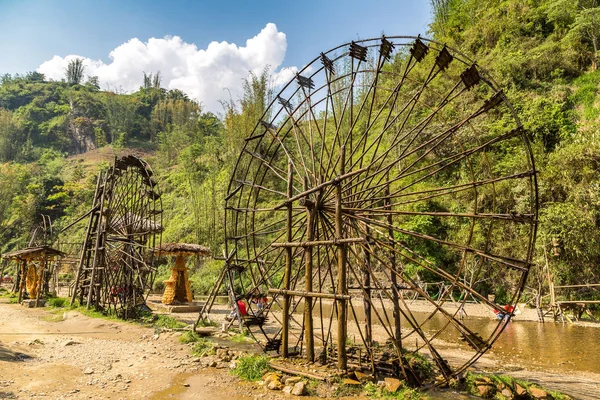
[
  {"xmin": 566, "ymin": 5, "xmax": 600, "ymax": 70},
  {"xmin": 86, "ymin": 75, "xmax": 100, "ymax": 90},
  {"xmin": 65, "ymin": 58, "xmax": 85, "ymax": 85}
]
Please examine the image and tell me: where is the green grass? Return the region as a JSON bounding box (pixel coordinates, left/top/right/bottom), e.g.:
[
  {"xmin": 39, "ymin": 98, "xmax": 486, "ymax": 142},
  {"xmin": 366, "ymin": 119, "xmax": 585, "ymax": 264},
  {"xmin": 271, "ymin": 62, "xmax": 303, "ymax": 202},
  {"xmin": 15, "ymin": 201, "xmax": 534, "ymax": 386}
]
[
  {"xmin": 46, "ymin": 296, "xmax": 67, "ymax": 308},
  {"xmin": 179, "ymin": 330, "xmax": 202, "ymax": 344},
  {"xmin": 571, "ymin": 70, "xmax": 600, "ymax": 120},
  {"xmin": 363, "ymin": 382, "xmax": 425, "ymax": 400},
  {"xmin": 150, "ymin": 314, "xmax": 187, "ymax": 329},
  {"xmin": 195, "ymin": 318, "xmax": 218, "ymax": 328},
  {"xmin": 191, "ymin": 338, "xmax": 215, "ymax": 357},
  {"xmin": 335, "ymin": 380, "xmax": 364, "ymax": 397},
  {"xmin": 229, "ymin": 330, "xmax": 253, "ymax": 343},
  {"xmin": 231, "ymin": 354, "xmax": 270, "ymax": 381}
]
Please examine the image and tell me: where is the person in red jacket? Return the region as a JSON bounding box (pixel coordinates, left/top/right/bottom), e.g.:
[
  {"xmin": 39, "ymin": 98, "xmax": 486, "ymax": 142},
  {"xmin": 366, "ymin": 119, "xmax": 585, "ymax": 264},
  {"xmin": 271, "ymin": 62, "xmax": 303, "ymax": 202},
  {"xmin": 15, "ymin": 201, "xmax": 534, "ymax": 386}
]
[{"xmin": 236, "ymin": 299, "xmax": 248, "ymax": 316}]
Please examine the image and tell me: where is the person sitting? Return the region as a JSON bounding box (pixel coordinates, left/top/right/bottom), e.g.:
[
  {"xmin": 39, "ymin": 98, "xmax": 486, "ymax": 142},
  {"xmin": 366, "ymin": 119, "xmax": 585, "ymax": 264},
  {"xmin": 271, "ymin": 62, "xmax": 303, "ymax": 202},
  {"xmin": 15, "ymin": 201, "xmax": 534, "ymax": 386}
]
[{"xmin": 226, "ymin": 299, "xmax": 248, "ymax": 322}]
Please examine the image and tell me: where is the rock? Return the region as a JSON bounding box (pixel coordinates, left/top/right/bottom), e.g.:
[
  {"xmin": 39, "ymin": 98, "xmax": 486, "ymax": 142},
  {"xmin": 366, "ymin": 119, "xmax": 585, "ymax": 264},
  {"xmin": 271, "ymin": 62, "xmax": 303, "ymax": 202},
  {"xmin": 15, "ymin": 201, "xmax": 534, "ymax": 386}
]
[
  {"xmin": 83, "ymin": 368, "xmax": 94, "ymax": 375},
  {"xmin": 263, "ymin": 373, "xmax": 284, "ymax": 391},
  {"xmin": 475, "ymin": 376, "xmax": 492, "ymax": 384},
  {"xmin": 528, "ymin": 387, "xmax": 548, "ymax": 399},
  {"xmin": 376, "ymin": 380, "xmax": 385, "ymax": 387},
  {"xmin": 342, "ymin": 378, "xmax": 361, "ymax": 385},
  {"xmin": 501, "ymin": 388, "xmax": 514, "ymax": 399},
  {"xmin": 62, "ymin": 340, "xmax": 80, "ymax": 347},
  {"xmin": 514, "ymin": 383, "xmax": 527, "ymax": 396},
  {"xmin": 291, "ymin": 381, "xmax": 306, "ymax": 396},
  {"xmin": 476, "ymin": 384, "xmax": 495, "ymax": 398},
  {"xmin": 208, "ymin": 361, "xmax": 217, "ymax": 368},
  {"xmin": 283, "ymin": 385, "xmax": 293, "ymax": 394},
  {"xmin": 284, "ymin": 376, "xmax": 302, "ymax": 385},
  {"xmin": 354, "ymin": 371, "xmax": 370, "ymax": 382},
  {"xmin": 384, "ymin": 377, "xmax": 402, "ymax": 393},
  {"xmin": 267, "ymin": 380, "xmax": 284, "ymax": 391},
  {"xmin": 183, "ymin": 383, "xmax": 190, "ymax": 387}
]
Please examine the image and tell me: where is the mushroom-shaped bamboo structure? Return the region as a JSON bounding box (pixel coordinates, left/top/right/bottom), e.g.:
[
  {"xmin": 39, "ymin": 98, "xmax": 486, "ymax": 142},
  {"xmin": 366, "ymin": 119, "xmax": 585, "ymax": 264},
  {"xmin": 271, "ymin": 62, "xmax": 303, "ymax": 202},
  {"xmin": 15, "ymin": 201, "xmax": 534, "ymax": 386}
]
[
  {"xmin": 155, "ymin": 243, "xmax": 211, "ymax": 305},
  {"xmin": 2, "ymin": 246, "xmax": 66, "ymax": 304}
]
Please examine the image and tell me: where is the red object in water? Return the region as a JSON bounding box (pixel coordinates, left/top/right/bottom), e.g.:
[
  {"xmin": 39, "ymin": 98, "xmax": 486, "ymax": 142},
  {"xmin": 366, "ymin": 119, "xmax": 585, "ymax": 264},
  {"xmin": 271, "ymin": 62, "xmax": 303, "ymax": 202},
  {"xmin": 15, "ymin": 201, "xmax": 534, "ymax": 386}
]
[{"xmin": 237, "ymin": 300, "xmax": 248, "ymax": 316}]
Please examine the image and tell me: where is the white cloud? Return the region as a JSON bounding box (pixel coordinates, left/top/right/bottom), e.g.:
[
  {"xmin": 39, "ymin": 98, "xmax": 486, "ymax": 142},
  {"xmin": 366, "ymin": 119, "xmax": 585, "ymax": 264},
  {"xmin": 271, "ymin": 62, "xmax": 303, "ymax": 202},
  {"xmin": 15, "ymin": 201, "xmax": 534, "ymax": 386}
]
[{"xmin": 37, "ymin": 23, "xmax": 298, "ymax": 113}]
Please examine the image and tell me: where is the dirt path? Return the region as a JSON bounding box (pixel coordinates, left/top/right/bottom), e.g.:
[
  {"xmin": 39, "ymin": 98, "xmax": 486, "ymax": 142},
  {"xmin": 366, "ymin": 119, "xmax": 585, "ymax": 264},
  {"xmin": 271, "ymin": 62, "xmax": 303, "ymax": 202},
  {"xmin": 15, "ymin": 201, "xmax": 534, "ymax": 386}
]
[
  {"xmin": 0, "ymin": 301, "xmax": 282, "ymax": 399},
  {"xmin": 1, "ymin": 301, "xmax": 599, "ymax": 399}
]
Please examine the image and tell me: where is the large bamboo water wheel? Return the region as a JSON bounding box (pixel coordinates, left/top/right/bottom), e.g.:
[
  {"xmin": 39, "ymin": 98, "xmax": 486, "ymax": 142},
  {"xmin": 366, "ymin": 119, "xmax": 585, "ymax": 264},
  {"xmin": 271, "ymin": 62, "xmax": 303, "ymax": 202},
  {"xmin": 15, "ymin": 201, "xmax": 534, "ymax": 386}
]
[
  {"xmin": 71, "ymin": 155, "xmax": 163, "ymax": 318},
  {"xmin": 223, "ymin": 36, "xmax": 538, "ymax": 382}
]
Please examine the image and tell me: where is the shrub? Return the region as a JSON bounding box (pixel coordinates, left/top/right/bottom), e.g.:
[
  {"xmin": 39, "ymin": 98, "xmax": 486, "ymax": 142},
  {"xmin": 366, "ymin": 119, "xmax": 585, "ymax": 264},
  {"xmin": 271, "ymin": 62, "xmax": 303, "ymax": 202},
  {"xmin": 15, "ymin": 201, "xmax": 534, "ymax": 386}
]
[
  {"xmin": 191, "ymin": 338, "xmax": 215, "ymax": 357},
  {"xmin": 47, "ymin": 297, "xmax": 67, "ymax": 308},
  {"xmin": 231, "ymin": 354, "xmax": 270, "ymax": 381}
]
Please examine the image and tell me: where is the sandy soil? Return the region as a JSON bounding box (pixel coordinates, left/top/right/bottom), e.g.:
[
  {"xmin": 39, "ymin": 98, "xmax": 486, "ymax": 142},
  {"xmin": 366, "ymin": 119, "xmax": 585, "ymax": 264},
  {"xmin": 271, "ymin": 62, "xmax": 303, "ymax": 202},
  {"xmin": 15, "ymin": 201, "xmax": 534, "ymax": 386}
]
[
  {"xmin": 1, "ymin": 299, "xmax": 599, "ymax": 400},
  {"xmin": 0, "ymin": 300, "xmax": 287, "ymax": 400}
]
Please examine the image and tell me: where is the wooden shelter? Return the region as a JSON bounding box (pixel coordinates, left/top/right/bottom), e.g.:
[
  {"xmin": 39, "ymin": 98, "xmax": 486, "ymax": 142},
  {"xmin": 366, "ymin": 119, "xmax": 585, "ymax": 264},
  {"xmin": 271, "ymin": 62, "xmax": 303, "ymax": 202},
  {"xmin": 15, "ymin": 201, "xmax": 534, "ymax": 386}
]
[
  {"xmin": 155, "ymin": 243, "xmax": 210, "ymax": 305},
  {"xmin": 2, "ymin": 246, "xmax": 66, "ymax": 304}
]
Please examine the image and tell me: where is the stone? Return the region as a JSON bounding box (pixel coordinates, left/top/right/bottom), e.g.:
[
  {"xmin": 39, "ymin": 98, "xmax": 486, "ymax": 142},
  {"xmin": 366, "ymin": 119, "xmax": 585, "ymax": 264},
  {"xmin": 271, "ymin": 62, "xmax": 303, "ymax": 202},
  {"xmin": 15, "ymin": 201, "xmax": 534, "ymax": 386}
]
[
  {"xmin": 292, "ymin": 381, "xmax": 306, "ymax": 396},
  {"xmin": 283, "ymin": 386, "xmax": 293, "ymax": 394},
  {"xmin": 384, "ymin": 377, "xmax": 402, "ymax": 393},
  {"xmin": 528, "ymin": 387, "xmax": 548, "ymax": 399},
  {"xmin": 514, "ymin": 383, "xmax": 527, "ymax": 396},
  {"xmin": 501, "ymin": 388, "xmax": 514, "ymax": 399},
  {"xmin": 208, "ymin": 361, "xmax": 217, "ymax": 368},
  {"xmin": 267, "ymin": 380, "xmax": 284, "ymax": 391},
  {"xmin": 342, "ymin": 379, "xmax": 361, "ymax": 386},
  {"xmin": 284, "ymin": 376, "xmax": 302, "ymax": 385},
  {"xmin": 83, "ymin": 368, "xmax": 94, "ymax": 375},
  {"xmin": 62, "ymin": 340, "xmax": 81, "ymax": 347},
  {"xmin": 354, "ymin": 371, "xmax": 369, "ymax": 382},
  {"xmin": 263, "ymin": 372, "xmax": 284, "ymax": 391},
  {"xmin": 475, "ymin": 376, "xmax": 492, "ymax": 384},
  {"xmin": 476, "ymin": 384, "xmax": 495, "ymax": 398}
]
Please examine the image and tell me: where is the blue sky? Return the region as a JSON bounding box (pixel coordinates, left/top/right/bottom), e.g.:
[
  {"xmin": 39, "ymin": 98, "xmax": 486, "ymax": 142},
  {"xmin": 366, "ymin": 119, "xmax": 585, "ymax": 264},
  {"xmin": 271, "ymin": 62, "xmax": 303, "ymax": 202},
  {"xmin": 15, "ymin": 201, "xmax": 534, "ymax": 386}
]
[{"xmin": 0, "ymin": 0, "xmax": 432, "ymax": 111}]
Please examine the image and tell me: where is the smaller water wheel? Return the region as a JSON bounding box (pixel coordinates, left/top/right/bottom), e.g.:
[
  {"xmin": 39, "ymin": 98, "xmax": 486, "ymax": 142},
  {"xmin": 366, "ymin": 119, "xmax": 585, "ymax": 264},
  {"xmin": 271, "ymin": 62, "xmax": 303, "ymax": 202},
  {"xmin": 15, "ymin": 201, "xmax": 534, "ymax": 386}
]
[{"xmin": 71, "ymin": 155, "xmax": 163, "ymax": 318}]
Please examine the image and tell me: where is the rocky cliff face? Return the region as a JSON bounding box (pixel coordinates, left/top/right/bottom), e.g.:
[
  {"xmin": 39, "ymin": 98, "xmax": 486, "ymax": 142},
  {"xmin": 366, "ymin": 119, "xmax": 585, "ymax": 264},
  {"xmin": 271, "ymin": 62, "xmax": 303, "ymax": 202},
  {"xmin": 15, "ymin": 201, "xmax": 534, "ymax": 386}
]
[{"xmin": 67, "ymin": 116, "xmax": 96, "ymax": 154}]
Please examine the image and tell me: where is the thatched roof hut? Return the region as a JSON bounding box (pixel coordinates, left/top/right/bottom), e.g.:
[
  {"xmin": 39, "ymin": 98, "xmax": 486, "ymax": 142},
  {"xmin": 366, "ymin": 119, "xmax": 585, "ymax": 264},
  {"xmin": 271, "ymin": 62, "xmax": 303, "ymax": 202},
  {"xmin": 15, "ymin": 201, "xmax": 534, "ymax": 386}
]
[{"xmin": 2, "ymin": 246, "xmax": 66, "ymax": 261}]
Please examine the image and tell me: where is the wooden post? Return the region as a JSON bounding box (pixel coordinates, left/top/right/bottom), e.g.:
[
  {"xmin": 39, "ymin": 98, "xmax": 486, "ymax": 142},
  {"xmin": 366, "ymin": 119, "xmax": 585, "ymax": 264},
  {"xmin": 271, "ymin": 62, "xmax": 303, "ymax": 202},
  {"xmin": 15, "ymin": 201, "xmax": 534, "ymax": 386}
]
[
  {"xmin": 282, "ymin": 160, "xmax": 293, "ymax": 357},
  {"xmin": 17, "ymin": 259, "xmax": 26, "ymax": 303},
  {"xmin": 363, "ymin": 226, "xmax": 372, "ymax": 347},
  {"xmin": 386, "ymin": 176, "xmax": 402, "ymax": 342},
  {"xmin": 386, "ymin": 174, "xmax": 409, "ymax": 381},
  {"xmin": 336, "ymin": 146, "xmax": 347, "ymax": 371},
  {"xmin": 36, "ymin": 258, "xmax": 45, "ymax": 306},
  {"xmin": 303, "ymin": 177, "xmax": 315, "ymax": 362}
]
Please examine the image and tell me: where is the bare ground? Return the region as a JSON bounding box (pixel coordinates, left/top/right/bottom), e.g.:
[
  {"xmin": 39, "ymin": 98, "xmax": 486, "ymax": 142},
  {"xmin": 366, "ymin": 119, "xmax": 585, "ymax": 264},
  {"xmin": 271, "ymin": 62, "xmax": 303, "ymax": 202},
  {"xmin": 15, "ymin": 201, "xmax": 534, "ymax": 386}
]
[{"xmin": 1, "ymin": 300, "xmax": 599, "ymax": 400}]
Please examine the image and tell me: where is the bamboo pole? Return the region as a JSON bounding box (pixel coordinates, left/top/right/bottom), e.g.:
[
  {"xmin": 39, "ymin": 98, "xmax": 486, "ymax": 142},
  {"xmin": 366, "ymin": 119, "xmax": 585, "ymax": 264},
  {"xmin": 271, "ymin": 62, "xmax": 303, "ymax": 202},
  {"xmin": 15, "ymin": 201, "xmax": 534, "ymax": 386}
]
[
  {"xmin": 303, "ymin": 177, "xmax": 315, "ymax": 362},
  {"xmin": 268, "ymin": 289, "xmax": 351, "ymax": 300},
  {"xmin": 363, "ymin": 226, "xmax": 372, "ymax": 347},
  {"xmin": 336, "ymin": 146, "xmax": 347, "ymax": 371},
  {"xmin": 282, "ymin": 160, "xmax": 293, "ymax": 357},
  {"xmin": 17, "ymin": 259, "xmax": 26, "ymax": 303},
  {"xmin": 271, "ymin": 237, "xmax": 365, "ymax": 247},
  {"xmin": 36, "ymin": 258, "xmax": 45, "ymax": 306},
  {"xmin": 387, "ymin": 174, "xmax": 408, "ymax": 381}
]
